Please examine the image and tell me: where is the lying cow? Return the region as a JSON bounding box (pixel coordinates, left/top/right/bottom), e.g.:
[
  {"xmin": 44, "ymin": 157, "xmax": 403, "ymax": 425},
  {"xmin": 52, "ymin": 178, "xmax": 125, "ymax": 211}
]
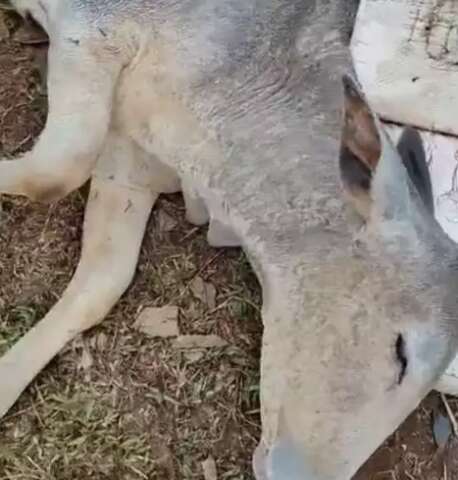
[{"xmin": 1, "ymin": 1, "xmax": 458, "ymax": 479}]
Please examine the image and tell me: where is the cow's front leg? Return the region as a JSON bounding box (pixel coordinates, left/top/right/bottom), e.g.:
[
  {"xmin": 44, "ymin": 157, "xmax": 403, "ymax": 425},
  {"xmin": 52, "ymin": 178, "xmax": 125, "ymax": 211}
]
[
  {"xmin": 0, "ymin": 133, "xmax": 157, "ymax": 419},
  {"xmin": 182, "ymin": 180, "xmax": 210, "ymax": 226},
  {"xmin": 0, "ymin": 34, "xmax": 121, "ymax": 203}
]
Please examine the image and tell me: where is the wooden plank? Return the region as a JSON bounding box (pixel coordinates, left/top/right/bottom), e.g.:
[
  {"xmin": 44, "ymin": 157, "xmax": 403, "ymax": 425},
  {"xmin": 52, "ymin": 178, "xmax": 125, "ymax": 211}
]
[{"xmin": 352, "ymin": 0, "xmax": 458, "ymax": 136}]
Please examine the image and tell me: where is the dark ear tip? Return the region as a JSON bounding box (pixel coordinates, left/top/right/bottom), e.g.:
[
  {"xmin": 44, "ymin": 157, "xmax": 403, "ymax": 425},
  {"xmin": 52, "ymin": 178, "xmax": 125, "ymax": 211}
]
[
  {"xmin": 342, "ymin": 74, "xmax": 364, "ymax": 101},
  {"xmin": 399, "ymin": 126, "xmax": 422, "ymax": 145}
]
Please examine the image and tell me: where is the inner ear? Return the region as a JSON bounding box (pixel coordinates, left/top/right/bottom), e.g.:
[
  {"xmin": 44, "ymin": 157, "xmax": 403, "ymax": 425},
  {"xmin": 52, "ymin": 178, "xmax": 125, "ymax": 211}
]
[
  {"xmin": 341, "ymin": 75, "xmax": 381, "ymax": 171},
  {"xmin": 340, "ymin": 75, "xmax": 382, "ymax": 219},
  {"xmin": 339, "ymin": 145, "xmax": 373, "ymax": 219}
]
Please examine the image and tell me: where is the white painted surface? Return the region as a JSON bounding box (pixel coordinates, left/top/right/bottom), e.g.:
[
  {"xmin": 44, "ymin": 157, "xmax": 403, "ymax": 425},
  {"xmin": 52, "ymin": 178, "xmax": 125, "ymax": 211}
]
[{"xmin": 352, "ymin": 0, "xmax": 458, "ymax": 136}]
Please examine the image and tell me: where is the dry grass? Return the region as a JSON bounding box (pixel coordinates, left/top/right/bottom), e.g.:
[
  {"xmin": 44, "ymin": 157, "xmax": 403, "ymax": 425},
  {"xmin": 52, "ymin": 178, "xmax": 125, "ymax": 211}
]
[{"xmin": 0, "ymin": 195, "xmax": 263, "ymax": 479}]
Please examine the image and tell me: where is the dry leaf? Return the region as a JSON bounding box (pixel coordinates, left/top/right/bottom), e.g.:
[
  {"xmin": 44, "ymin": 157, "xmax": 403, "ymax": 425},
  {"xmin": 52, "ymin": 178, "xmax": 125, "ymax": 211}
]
[
  {"xmin": 89, "ymin": 332, "xmax": 108, "ymax": 351},
  {"xmin": 0, "ymin": 12, "xmax": 9, "ymax": 40},
  {"xmin": 13, "ymin": 22, "xmax": 49, "ymax": 45},
  {"xmin": 134, "ymin": 306, "xmax": 179, "ymax": 338},
  {"xmin": 78, "ymin": 346, "xmax": 94, "ymax": 371},
  {"xmin": 157, "ymin": 209, "xmax": 177, "ymax": 232},
  {"xmin": 183, "ymin": 350, "xmax": 204, "ymax": 362},
  {"xmin": 202, "ymin": 456, "xmax": 217, "ymax": 480},
  {"xmin": 96, "ymin": 332, "xmax": 108, "ymax": 351},
  {"xmin": 32, "ymin": 47, "xmax": 48, "ymax": 90},
  {"xmin": 190, "ymin": 276, "xmax": 217, "ymax": 309},
  {"xmin": 173, "ymin": 334, "xmax": 227, "ymax": 350}
]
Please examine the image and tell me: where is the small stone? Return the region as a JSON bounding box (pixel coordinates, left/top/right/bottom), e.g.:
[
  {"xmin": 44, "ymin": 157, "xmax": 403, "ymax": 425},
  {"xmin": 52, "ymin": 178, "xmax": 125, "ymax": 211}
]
[
  {"xmin": 433, "ymin": 410, "xmax": 452, "ymax": 450},
  {"xmin": 134, "ymin": 306, "xmax": 179, "ymax": 338}
]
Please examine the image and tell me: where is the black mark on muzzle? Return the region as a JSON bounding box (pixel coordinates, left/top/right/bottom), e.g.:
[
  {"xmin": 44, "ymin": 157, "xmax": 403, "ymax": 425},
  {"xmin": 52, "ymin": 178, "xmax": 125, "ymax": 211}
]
[{"xmin": 395, "ymin": 334, "xmax": 408, "ymax": 385}]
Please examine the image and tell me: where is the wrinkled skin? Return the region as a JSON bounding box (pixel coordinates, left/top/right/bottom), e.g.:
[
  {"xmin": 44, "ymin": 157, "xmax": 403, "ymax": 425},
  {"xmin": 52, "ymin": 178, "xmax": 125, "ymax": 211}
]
[{"xmin": 1, "ymin": 1, "xmax": 458, "ymax": 479}]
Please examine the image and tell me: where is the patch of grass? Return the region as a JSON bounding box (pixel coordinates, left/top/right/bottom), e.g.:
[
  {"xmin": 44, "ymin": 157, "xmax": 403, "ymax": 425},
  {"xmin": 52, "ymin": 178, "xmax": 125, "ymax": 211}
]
[
  {"xmin": 0, "ymin": 306, "xmax": 40, "ymax": 355},
  {"xmin": 1, "ymin": 386, "xmax": 171, "ymax": 479},
  {"xmin": 0, "ymin": 192, "xmax": 262, "ymax": 477}
]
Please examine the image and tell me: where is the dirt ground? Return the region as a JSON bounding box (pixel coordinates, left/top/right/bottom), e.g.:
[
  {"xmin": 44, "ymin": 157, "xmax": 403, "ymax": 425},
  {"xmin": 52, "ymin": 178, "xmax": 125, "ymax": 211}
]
[{"xmin": 1, "ymin": 10, "xmax": 458, "ymax": 480}]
